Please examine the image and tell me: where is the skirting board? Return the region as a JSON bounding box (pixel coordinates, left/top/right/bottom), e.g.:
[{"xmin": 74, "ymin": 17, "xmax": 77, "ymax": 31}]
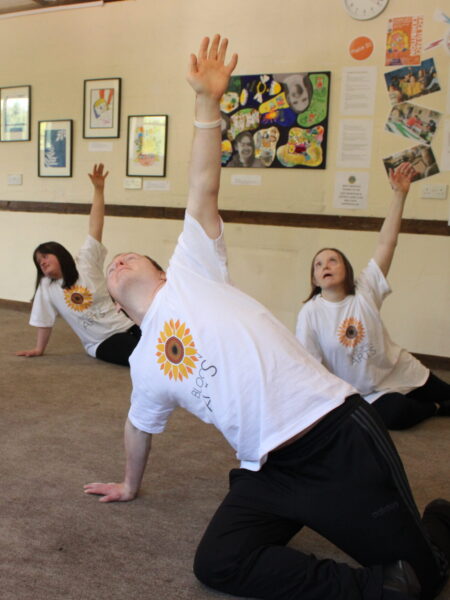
[{"xmin": 1, "ymin": 298, "xmax": 448, "ymax": 370}]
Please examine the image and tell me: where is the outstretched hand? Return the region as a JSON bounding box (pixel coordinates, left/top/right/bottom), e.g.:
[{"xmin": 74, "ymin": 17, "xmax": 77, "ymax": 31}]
[
  {"xmin": 15, "ymin": 348, "xmax": 43, "ymax": 357},
  {"xmin": 389, "ymin": 161, "xmax": 416, "ymax": 195},
  {"xmin": 83, "ymin": 481, "xmax": 136, "ymax": 503},
  {"xmin": 187, "ymin": 34, "xmax": 238, "ymax": 100},
  {"xmin": 88, "ymin": 163, "xmax": 109, "ymax": 190}
]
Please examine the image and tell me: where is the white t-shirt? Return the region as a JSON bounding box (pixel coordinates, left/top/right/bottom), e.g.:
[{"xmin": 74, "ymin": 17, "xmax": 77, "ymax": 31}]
[
  {"xmin": 128, "ymin": 213, "xmax": 356, "ymax": 471},
  {"xmin": 30, "ymin": 235, "xmax": 134, "ymax": 357},
  {"xmin": 296, "ymin": 259, "xmax": 429, "ymax": 403}
]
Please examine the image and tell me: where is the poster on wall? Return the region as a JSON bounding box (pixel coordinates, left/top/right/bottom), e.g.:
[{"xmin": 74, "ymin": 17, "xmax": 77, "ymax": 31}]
[
  {"xmin": 385, "ymin": 102, "xmax": 441, "ymax": 144},
  {"xmin": 385, "ymin": 15, "xmax": 424, "ymax": 66},
  {"xmin": 38, "ymin": 120, "xmax": 72, "ymax": 177},
  {"xmin": 383, "ymin": 144, "xmax": 439, "ymax": 182},
  {"xmin": 83, "ymin": 78, "xmax": 121, "ymax": 138},
  {"xmin": 0, "ymin": 85, "xmax": 31, "ymax": 142},
  {"xmin": 127, "ymin": 115, "xmax": 168, "ymax": 177},
  {"xmin": 384, "ymin": 58, "xmax": 441, "ymax": 104},
  {"xmin": 220, "ymin": 71, "xmax": 331, "ymax": 169}
]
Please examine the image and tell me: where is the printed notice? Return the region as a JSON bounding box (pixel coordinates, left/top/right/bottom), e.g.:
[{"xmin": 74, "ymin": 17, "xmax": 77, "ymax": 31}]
[
  {"xmin": 334, "ymin": 172, "xmax": 369, "ymax": 210},
  {"xmin": 441, "ymin": 120, "xmax": 450, "ymax": 172},
  {"xmin": 336, "ymin": 119, "xmax": 373, "ymax": 168},
  {"xmin": 386, "ymin": 16, "xmax": 424, "ymax": 66},
  {"xmin": 143, "ymin": 180, "xmax": 170, "ymax": 191},
  {"xmin": 231, "ymin": 174, "xmax": 262, "ymax": 186},
  {"xmin": 89, "ymin": 141, "xmax": 113, "ymax": 152},
  {"xmin": 447, "ymin": 66, "xmax": 450, "ymax": 113},
  {"xmin": 340, "ymin": 67, "xmax": 377, "ymax": 116}
]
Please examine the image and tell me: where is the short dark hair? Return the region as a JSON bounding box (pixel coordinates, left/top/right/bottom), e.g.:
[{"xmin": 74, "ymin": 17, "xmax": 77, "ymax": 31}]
[
  {"xmin": 144, "ymin": 256, "xmax": 164, "ymax": 272},
  {"xmin": 33, "ymin": 241, "xmax": 79, "ymax": 294},
  {"xmin": 304, "ymin": 247, "xmax": 355, "ymax": 303}
]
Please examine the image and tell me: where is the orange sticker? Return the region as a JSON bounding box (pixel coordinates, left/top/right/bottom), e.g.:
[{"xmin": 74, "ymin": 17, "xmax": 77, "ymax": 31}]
[{"xmin": 349, "ymin": 36, "xmax": 374, "ymax": 60}]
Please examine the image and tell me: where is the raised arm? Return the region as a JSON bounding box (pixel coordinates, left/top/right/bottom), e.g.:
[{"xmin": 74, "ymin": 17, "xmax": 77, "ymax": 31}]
[
  {"xmin": 88, "ymin": 163, "xmax": 109, "ymax": 242},
  {"xmin": 84, "ymin": 419, "xmax": 152, "ymax": 502},
  {"xmin": 373, "ymin": 162, "xmax": 416, "ymax": 277},
  {"xmin": 185, "ymin": 35, "xmax": 238, "ymax": 238}
]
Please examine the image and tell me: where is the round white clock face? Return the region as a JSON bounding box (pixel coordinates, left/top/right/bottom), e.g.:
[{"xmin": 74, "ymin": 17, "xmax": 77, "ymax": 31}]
[{"xmin": 343, "ymin": 0, "xmax": 389, "ymax": 21}]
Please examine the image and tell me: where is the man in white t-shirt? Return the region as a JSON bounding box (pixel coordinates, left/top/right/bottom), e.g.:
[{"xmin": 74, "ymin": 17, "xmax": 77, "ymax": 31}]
[{"xmin": 84, "ymin": 36, "xmax": 449, "ymax": 600}]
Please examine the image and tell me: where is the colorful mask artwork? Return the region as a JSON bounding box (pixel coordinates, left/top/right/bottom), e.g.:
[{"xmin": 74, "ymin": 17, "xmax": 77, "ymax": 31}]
[{"xmin": 220, "ymin": 71, "xmax": 330, "ymax": 169}]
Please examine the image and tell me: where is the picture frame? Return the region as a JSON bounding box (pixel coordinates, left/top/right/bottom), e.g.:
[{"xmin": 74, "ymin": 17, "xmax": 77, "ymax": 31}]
[
  {"xmin": 83, "ymin": 77, "xmax": 121, "ymax": 138},
  {"xmin": 0, "ymin": 85, "xmax": 31, "ymax": 142},
  {"xmin": 38, "ymin": 120, "xmax": 73, "ymax": 177},
  {"xmin": 127, "ymin": 115, "xmax": 168, "ymax": 177},
  {"xmin": 220, "ymin": 71, "xmax": 331, "ymax": 169}
]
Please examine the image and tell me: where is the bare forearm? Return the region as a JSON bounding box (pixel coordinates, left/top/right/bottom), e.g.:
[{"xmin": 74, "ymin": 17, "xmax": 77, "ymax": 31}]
[
  {"xmin": 123, "ymin": 418, "xmax": 152, "ymax": 497},
  {"xmin": 187, "ymin": 97, "xmax": 222, "ymax": 236},
  {"xmin": 88, "ymin": 186, "xmax": 105, "ymax": 242},
  {"xmin": 16, "ymin": 326, "xmax": 52, "ymax": 357},
  {"xmin": 185, "ymin": 35, "xmax": 237, "ymax": 239},
  {"xmin": 373, "ymin": 190, "xmax": 406, "ymax": 275},
  {"xmin": 36, "ymin": 326, "xmax": 52, "ymax": 353},
  {"xmin": 373, "ymin": 162, "xmax": 414, "ymax": 276}
]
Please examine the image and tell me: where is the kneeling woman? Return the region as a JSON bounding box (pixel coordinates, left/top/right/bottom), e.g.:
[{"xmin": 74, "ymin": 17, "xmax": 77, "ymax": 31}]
[
  {"xmin": 16, "ymin": 164, "xmax": 140, "ymax": 366},
  {"xmin": 296, "ymin": 162, "xmax": 449, "ymax": 429}
]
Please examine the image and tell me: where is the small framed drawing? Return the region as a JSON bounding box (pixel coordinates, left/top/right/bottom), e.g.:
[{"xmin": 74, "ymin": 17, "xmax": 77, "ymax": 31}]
[
  {"xmin": 0, "ymin": 85, "xmax": 31, "ymax": 141},
  {"xmin": 127, "ymin": 115, "xmax": 168, "ymax": 177},
  {"xmin": 83, "ymin": 77, "xmax": 121, "ymax": 138},
  {"xmin": 38, "ymin": 120, "xmax": 73, "ymax": 177}
]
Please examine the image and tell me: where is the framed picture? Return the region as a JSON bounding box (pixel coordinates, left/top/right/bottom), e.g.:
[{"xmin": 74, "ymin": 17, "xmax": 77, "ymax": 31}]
[
  {"xmin": 220, "ymin": 71, "xmax": 331, "ymax": 169},
  {"xmin": 38, "ymin": 120, "xmax": 73, "ymax": 177},
  {"xmin": 83, "ymin": 77, "xmax": 121, "ymax": 138},
  {"xmin": 0, "ymin": 85, "xmax": 31, "ymax": 141},
  {"xmin": 127, "ymin": 115, "xmax": 168, "ymax": 177}
]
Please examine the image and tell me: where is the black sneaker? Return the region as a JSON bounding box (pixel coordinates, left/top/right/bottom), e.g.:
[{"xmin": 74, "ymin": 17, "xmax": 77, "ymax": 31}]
[
  {"xmin": 423, "ymin": 499, "xmax": 450, "ymax": 594},
  {"xmin": 382, "ymin": 560, "xmax": 421, "ymax": 599},
  {"xmin": 436, "ymin": 400, "xmax": 450, "ymax": 416}
]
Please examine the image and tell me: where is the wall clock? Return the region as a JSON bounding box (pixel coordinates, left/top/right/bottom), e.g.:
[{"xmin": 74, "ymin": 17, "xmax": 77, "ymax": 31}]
[{"xmin": 343, "ymin": 0, "xmax": 389, "ymax": 21}]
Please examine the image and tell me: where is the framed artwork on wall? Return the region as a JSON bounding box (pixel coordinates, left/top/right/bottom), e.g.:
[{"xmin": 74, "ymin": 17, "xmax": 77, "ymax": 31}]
[
  {"xmin": 0, "ymin": 85, "xmax": 31, "ymax": 142},
  {"xmin": 127, "ymin": 115, "xmax": 168, "ymax": 177},
  {"xmin": 220, "ymin": 71, "xmax": 331, "ymax": 169},
  {"xmin": 83, "ymin": 77, "xmax": 121, "ymax": 138},
  {"xmin": 38, "ymin": 120, "xmax": 73, "ymax": 177}
]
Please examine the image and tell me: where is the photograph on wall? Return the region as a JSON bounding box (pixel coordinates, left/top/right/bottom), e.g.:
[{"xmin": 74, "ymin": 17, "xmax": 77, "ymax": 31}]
[
  {"xmin": 38, "ymin": 120, "xmax": 72, "ymax": 177},
  {"xmin": 383, "ymin": 144, "xmax": 439, "ymax": 182},
  {"xmin": 127, "ymin": 115, "xmax": 168, "ymax": 177},
  {"xmin": 220, "ymin": 71, "xmax": 331, "ymax": 169},
  {"xmin": 83, "ymin": 78, "xmax": 121, "ymax": 138},
  {"xmin": 0, "ymin": 85, "xmax": 31, "ymax": 141},
  {"xmin": 385, "ymin": 15, "xmax": 424, "ymax": 66},
  {"xmin": 385, "ymin": 58, "xmax": 441, "ymax": 104},
  {"xmin": 385, "ymin": 102, "xmax": 441, "ymax": 144}
]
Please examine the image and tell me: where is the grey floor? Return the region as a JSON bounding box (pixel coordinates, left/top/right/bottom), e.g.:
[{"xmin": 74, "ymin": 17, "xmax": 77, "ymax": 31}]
[{"xmin": 1, "ymin": 306, "xmax": 449, "ymax": 600}]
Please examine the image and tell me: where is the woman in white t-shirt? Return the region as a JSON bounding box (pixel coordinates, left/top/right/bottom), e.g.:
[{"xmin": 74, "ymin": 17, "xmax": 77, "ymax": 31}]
[
  {"xmin": 296, "ymin": 162, "xmax": 449, "ymax": 429},
  {"xmin": 16, "ymin": 164, "xmax": 140, "ymax": 366}
]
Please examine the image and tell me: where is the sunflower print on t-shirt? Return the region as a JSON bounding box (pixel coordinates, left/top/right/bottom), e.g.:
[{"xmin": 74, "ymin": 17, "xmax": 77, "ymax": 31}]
[
  {"xmin": 156, "ymin": 319, "xmax": 198, "ymax": 382},
  {"xmin": 337, "ymin": 317, "xmax": 365, "ymax": 348},
  {"xmin": 63, "ymin": 285, "xmax": 93, "ymax": 312}
]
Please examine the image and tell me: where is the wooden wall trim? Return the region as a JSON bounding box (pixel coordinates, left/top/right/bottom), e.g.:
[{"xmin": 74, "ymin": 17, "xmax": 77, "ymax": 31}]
[
  {"xmin": 0, "ymin": 298, "xmax": 31, "ymax": 312},
  {"xmin": 1, "ymin": 200, "xmax": 449, "ymax": 236},
  {"xmin": 412, "ymin": 353, "xmax": 450, "ymax": 371}
]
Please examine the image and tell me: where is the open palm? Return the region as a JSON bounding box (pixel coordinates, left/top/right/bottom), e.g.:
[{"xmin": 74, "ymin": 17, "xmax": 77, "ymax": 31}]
[{"xmin": 187, "ymin": 35, "xmax": 238, "ymax": 100}]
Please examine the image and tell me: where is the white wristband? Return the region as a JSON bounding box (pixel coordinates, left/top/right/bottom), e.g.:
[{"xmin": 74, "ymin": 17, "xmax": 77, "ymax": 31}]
[{"xmin": 194, "ymin": 118, "xmax": 222, "ymax": 129}]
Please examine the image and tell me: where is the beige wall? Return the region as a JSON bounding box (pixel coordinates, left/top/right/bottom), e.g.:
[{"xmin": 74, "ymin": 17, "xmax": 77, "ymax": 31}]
[{"xmin": 0, "ymin": 0, "xmax": 449, "ymax": 356}]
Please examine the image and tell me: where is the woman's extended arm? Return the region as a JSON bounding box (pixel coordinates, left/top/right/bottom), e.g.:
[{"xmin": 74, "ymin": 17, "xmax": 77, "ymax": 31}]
[
  {"xmin": 16, "ymin": 326, "xmax": 53, "ymax": 357},
  {"xmin": 373, "ymin": 162, "xmax": 416, "ymax": 277},
  {"xmin": 88, "ymin": 163, "xmax": 109, "ymax": 243}
]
